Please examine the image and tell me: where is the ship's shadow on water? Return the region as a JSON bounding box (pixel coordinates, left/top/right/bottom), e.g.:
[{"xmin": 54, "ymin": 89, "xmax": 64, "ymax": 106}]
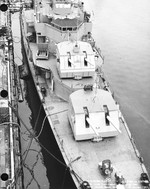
[{"xmin": 22, "ymin": 42, "xmax": 76, "ymax": 189}]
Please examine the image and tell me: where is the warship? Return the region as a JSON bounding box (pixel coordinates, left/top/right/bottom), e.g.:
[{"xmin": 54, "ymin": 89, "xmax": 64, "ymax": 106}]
[
  {"xmin": 20, "ymin": 0, "xmax": 150, "ymax": 188},
  {"xmin": 0, "ymin": 2, "xmax": 23, "ymax": 188}
]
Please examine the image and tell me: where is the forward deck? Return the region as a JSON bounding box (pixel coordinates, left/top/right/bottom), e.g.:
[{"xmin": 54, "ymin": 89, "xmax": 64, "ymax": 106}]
[
  {"xmin": 24, "ymin": 41, "xmax": 147, "ymax": 189},
  {"xmin": 43, "ymin": 89, "xmax": 145, "ymax": 189}
]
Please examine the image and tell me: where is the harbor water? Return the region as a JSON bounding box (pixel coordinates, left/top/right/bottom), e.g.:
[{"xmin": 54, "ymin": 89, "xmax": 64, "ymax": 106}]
[{"xmin": 10, "ymin": 0, "xmax": 150, "ymax": 188}]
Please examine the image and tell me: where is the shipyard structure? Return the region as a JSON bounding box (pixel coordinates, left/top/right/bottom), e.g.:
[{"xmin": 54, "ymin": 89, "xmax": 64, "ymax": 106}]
[{"xmin": 0, "ymin": 2, "xmax": 23, "ymax": 188}]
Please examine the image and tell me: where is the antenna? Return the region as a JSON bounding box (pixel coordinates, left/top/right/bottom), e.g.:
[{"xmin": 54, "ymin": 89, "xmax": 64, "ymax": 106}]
[{"xmin": 76, "ymin": 0, "xmax": 79, "ymax": 43}]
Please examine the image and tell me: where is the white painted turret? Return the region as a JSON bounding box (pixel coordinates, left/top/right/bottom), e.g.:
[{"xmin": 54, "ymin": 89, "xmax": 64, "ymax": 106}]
[
  {"xmin": 56, "ymin": 40, "xmax": 96, "ymax": 79},
  {"xmin": 68, "ymin": 87, "xmax": 120, "ymax": 141}
]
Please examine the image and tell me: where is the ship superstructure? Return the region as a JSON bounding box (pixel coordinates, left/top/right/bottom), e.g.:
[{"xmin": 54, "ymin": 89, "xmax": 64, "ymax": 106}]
[
  {"xmin": 0, "ymin": 3, "xmax": 23, "ymax": 188},
  {"xmin": 20, "ymin": 0, "xmax": 150, "ymax": 189},
  {"xmin": 22, "ymin": 0, "xmax": 96, "ymax": 60}
]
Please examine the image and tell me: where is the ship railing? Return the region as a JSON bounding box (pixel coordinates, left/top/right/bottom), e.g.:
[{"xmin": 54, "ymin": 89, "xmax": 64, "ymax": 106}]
[{"xmin": 94, "ymin": 46, "xmax": 104, "ymax": 61}]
